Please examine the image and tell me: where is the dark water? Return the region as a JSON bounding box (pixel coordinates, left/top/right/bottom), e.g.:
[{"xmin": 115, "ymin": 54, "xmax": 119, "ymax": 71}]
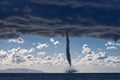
[{"xmin": 0, "ymin": 73, "xmax": 120, "ymax": 80}]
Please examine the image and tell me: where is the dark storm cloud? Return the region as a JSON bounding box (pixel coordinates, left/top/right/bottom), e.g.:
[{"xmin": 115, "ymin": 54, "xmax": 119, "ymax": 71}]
[
  {"xmin": 31, "ymin": 0, "xmax": 120, "ymax": 8},
  {"xmin": 0, "ymin": 0, "xmax": 120, "ymax": 41}
]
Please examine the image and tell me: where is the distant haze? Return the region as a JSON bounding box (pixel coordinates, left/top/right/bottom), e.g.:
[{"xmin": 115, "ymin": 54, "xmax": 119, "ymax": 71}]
[{"xmin": 0, "ymin": 68, "xmax": 43, "ymax": 73}]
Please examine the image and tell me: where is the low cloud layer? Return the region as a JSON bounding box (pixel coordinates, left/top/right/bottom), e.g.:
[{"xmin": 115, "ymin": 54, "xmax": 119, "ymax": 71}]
[
  {"xmin": 0, "ymin": 44, "xmax": 120, "ymax": 72},
  {"xmin": 0, "ymin": 0, "xmax": 120, "ymax": 40}
]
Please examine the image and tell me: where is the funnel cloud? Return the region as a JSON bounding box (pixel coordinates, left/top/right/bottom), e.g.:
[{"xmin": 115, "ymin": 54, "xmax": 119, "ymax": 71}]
[{"xmin": 66, "ymin": 32, "xmax": 71, "ymax": 66}]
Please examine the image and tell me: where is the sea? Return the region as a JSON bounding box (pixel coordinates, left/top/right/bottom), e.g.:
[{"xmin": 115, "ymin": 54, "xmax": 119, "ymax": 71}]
[{"xmin": 0, "ymin": 73, "xmax": 120, "ymax": 80}]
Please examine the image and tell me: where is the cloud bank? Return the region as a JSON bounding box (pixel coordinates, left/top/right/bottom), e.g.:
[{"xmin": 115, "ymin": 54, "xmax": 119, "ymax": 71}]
[
  {"xmin": 0, "ymin": 0, "xmax": 120, "ymax": 40},
  {"xmin": 0, "ymin": 44, "xmax": 120, "ymax": 73}
]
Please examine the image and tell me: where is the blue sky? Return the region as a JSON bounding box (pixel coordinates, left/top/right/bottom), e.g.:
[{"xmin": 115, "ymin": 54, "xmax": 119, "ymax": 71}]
[{"xmin": 0, "ymin": 35, "xmax": 120, "ymax": 57}]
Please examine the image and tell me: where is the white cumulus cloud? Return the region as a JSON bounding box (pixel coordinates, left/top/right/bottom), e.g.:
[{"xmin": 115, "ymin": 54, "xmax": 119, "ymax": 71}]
[
  {"xmin": 8, "ymin": 37, "xmax": 24, "ymax": 44},
  {"xmin": 0, "ymin": 50, "xmax": 8, "ymax": 58},
  {"xmin": 41, "ymin": 53, "xmax": 65, "ymax": 65},
  {"xmin": 116, "ymin": 43, "xmax": 120, "ymax": 46},
  {"xmin": 82, "ymin": 44, "xmax": 92, "ymax": 54},
  {"xmin": 36, "ymin": 43, "xmax": 49, "ymax": 49},
  {"xmin": 105, "ymin": 41, "xmax": 119, "ymax": 50},
  {"xmin": 50, "ymin": 38, "xmax": 60, "ymax": 46},
  {"xmin": 79, "ymin": 44, "xmax": 120, "ymax": 66},
  {"xmin": 6, "ymin": 47, "xmax": 36, "ymax": 64},
  {"xmin": 105, "ymin": 41, "xmax": 115, "ymax": 46},
  {"xmin": 28, "ymin": 48, "xmax": 35, "ymax": 53},
  {"xmin": 8, "ymin": 47, "xmax": 28, "ymax": 55},
  {"xmin": 106, "ymin": 46, "xmax": 117, "ymax": 50},
  {"xmin": 38, "ymin": 52, "xmax": 46, "ymax": 56}
]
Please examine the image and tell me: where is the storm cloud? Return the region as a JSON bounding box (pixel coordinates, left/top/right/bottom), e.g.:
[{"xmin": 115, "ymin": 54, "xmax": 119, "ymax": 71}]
[{"xmin": 0, "ymin": 0, "xmax": 120, "ymax": 40}]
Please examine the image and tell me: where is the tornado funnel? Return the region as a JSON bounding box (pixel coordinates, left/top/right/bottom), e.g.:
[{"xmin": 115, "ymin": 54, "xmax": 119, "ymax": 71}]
[{"xmin": 65, "ymin": 32, "xmax": 72, "ymax": 66}]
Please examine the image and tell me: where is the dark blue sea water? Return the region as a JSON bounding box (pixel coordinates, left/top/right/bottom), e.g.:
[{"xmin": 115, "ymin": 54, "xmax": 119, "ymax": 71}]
[{"xmin": 0, "ymin": 73, "xmax": 120, "ymax": 80}]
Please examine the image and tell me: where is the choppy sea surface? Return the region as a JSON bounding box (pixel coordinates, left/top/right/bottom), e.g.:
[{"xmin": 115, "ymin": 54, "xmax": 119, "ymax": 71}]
[{"xmin": 0, "ymin": 73, "xmax": 120, "ymax": 80}]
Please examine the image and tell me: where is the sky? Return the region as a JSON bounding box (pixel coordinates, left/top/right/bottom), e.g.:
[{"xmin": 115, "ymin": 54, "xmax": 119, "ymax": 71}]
[
  {"xmin": 0, "ymin": 35, "xmax": 120, "ymax": 73},
  {"xmin": 0, "ymin": 0, "xmax": 120, "ymax": 73}
]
